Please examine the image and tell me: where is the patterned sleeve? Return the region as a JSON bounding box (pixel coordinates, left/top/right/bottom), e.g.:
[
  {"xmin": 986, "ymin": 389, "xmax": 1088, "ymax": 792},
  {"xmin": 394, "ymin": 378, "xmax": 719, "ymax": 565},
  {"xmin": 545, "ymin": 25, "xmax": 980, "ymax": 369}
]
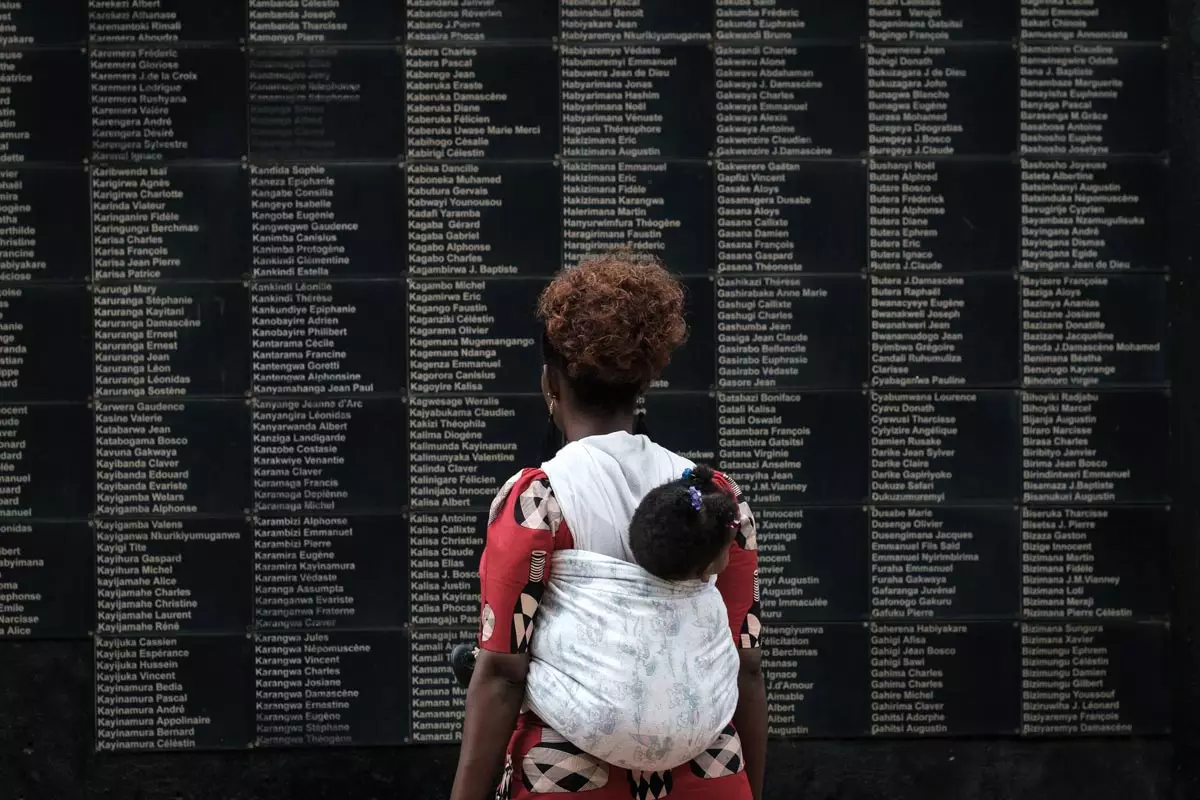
[
  {"xmin": 477, "ymin": 468, "xmax": 573, "ymax": 655},
  {"xmin": 713, "ymin": 472, "xmax": 762, "ymax": 650}
]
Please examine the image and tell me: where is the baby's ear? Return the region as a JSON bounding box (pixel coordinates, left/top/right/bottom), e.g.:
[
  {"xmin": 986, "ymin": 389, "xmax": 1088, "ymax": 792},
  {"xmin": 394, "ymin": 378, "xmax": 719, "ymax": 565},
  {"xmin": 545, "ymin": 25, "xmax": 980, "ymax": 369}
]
[{"xmin": 702, "ymin": 541, "xmax": 735, "ymax": 578}]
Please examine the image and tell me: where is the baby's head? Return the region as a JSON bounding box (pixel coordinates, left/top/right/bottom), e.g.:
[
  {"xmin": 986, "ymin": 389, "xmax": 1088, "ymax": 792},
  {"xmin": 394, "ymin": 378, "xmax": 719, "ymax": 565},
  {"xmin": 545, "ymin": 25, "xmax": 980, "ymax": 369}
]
[{"xmin": 629, "ymin": 464, "xmax": 740, "ymax": 581}]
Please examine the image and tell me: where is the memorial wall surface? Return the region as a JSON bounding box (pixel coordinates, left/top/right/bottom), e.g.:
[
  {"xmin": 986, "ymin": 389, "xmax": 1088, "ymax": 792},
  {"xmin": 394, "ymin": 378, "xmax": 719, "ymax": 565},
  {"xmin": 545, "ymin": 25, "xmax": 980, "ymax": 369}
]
[{"xmin": 0, "ymin": 0, "xmax": 1174, "ymax": 753}]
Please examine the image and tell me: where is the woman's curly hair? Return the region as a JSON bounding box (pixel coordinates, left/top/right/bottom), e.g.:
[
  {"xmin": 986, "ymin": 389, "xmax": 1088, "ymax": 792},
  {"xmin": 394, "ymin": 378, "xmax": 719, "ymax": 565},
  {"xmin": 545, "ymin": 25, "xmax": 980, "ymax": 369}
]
[{"xmin": 538, "ymin": 251, "xmax": 688, "ymax": 407}]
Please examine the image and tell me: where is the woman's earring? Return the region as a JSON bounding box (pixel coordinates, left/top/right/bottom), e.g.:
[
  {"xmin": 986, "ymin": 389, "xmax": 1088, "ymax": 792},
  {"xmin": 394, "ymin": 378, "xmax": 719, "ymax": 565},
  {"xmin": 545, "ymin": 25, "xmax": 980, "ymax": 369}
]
[{"xmin": 541, "ymin": 395, "xmax": 564, "ymax": 461}]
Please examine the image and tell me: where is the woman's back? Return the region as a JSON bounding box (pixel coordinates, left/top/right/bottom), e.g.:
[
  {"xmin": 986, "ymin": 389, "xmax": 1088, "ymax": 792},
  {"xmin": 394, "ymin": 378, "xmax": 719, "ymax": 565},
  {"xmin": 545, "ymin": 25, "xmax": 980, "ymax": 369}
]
[{"xmin": 518, "ymin": 433, "xmax": 738, "ymax": 770}]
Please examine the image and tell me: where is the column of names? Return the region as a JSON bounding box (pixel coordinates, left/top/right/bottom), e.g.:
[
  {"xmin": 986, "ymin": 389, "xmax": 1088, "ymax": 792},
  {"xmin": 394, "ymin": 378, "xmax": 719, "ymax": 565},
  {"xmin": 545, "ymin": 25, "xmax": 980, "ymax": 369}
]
[
  {"xmin": 862, "ymin": 2, "xmax": 1021, "ymax": 739},
  {"xmin": 0, "ymin": 5, "xmax": 91, "ymax": 644},
  {"xmin": 1016, "ymin": 0, "xmax": 1170, "ymax": 737},
  {"xmin": 403, "ymin": 3, "xmax": 558, "ymax": 744},
  {"xmin": 89, "ymin": 4, "xmax": 252, "ymax": 752},
  {"xmin": 246, "ymin": 0, "xmax": 410, "ymax": 751}
]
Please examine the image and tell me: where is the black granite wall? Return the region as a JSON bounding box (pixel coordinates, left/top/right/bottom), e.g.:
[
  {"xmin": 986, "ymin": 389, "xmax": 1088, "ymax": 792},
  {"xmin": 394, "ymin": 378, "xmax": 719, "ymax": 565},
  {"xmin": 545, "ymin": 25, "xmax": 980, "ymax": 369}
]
[{"xmin": 0, "ymin": 0, "xmax": 1197, "ymax": 797}]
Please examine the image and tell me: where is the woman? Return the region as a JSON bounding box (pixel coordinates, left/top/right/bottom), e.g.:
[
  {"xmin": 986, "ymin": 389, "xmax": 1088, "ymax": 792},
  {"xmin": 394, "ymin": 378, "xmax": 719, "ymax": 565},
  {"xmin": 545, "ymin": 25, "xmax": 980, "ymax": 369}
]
[{"xmin": 450, "ymin": 252, "xmax": 766, "ymax": 800}]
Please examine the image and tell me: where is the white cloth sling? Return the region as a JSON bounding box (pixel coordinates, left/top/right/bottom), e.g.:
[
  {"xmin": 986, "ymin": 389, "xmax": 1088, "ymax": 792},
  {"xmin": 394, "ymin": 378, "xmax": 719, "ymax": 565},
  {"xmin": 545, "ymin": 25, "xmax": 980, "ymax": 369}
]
[{"xmin": 525, "ymin": 433, "xmax": 740, "ymax": 772}]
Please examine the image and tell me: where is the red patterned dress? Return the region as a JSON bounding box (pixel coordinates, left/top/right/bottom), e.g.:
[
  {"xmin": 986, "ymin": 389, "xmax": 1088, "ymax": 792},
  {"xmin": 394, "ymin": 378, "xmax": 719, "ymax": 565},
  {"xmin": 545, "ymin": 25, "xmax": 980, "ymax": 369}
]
[{"xmin": 478, "ymin": 467, "xmax": 762, "ymax": 800}]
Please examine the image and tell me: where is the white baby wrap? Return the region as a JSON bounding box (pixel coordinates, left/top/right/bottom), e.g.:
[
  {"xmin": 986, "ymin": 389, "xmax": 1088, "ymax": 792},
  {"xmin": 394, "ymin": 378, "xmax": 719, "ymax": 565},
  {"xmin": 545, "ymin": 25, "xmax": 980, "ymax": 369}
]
[
  {"xmin": 525, "ymin": 549, "xmax": 740, "ymax": 772},
  {"xmin": 524, "ymin": 432, "xmax": 741, "ymax": 772}
]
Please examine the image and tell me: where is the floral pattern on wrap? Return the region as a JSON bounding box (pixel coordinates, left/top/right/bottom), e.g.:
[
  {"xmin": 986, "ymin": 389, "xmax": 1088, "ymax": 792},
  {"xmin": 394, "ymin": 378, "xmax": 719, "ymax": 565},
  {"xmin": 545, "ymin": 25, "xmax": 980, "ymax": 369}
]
[{"xmin": 525, "ymin": 549, "xmax": 741, "ymax": 773}]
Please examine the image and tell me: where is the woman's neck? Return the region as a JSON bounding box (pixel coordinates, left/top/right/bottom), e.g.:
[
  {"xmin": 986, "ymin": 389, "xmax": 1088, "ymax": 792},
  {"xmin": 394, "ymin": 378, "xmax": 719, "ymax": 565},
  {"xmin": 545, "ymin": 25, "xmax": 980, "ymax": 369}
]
[{"xmin": 562, "ymin": 410, "xmax": 636, "ymax": 444}]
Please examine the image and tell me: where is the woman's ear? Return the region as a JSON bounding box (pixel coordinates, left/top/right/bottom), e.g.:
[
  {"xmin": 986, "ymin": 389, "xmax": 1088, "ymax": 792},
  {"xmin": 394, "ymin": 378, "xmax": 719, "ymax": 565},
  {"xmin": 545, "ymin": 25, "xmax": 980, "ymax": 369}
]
[{"xmin": 543, "ymin": 363, "xmax": 565, "ymax": 401}]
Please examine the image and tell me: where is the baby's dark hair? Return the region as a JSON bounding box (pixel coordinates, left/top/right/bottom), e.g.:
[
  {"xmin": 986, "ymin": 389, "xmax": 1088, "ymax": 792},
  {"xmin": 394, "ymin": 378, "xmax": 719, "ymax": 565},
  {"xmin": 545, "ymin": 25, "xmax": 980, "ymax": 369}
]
[{"xmin": 629, "ymin": 464, "xmax": 739, "ymax": 581}]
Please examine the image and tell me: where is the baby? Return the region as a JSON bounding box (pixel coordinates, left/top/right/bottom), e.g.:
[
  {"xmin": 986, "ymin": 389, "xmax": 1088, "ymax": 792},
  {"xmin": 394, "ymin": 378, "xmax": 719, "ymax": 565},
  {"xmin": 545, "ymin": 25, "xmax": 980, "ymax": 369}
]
[
  {"xmin": 628, "ymin": 463, "xmax": 741, "ymax": 582},
  {"xmin": 451, "ymin": 463, "xmax": 739, "ymax": 687}
]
